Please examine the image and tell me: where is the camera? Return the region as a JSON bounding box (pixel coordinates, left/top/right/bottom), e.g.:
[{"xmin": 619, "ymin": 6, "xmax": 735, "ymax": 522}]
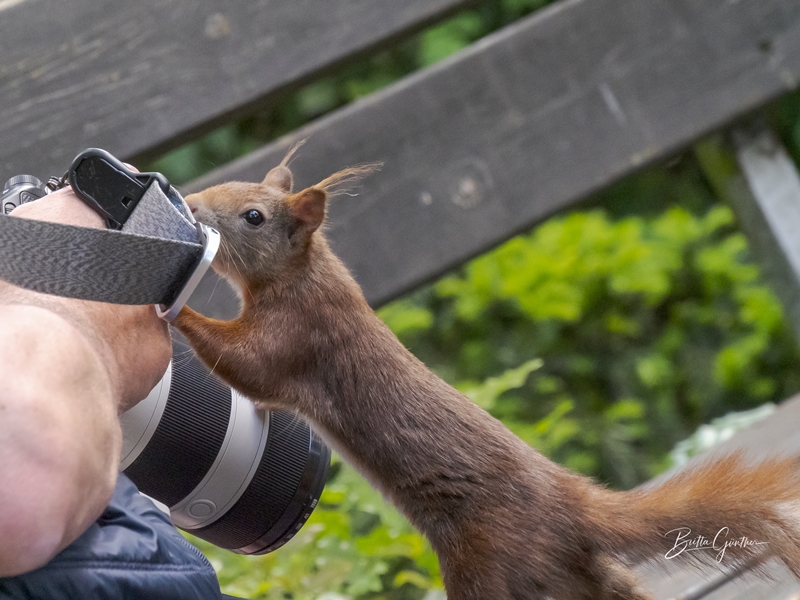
[
  {"xmin": 2, "ymin": 173, "xmax": 330, "ymax": 555},
  {"xmin": 1, "ymin": 174, "xmax": 48, "ymax": 214}
]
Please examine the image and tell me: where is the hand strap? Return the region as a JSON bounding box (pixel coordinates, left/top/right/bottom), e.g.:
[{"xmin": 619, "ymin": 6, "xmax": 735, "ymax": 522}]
[
  {"xmin": 0, "ymin": 216, "xmax": 202, "ymax": 305},
  {"xmin": 0, "ymin": 172, "xmax": 216, "ymax": 314}
]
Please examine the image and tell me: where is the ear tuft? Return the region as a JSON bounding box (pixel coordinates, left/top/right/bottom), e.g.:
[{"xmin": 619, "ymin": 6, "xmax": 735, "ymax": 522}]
[
  {"xmin": 263, "ymin": 165, "xmax": 293, "ymax": 192},
  {"xmin": 289, "ymin": 188, "xmax": 326, "ymax": 235}
]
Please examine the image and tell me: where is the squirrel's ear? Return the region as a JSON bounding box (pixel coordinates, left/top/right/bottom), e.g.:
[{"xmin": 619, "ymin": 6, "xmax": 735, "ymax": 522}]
[
  {"xmin": 289, "ymin": 187, "xmax": 326, "ymax": 235},
  {"xmin": 263, "ymin": 165, "xmax": 293, "ymax": 193}
]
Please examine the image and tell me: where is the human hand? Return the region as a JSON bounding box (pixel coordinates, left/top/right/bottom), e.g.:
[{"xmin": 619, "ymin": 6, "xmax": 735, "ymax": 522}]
[{"xmin": 2, "ymin": 186, "xmax": 171, "ymax": 412}]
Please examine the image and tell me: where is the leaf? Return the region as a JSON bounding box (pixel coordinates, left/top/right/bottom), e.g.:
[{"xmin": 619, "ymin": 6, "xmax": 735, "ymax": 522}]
[
  {"xmin": 714, "ymin": 334, "xmax": 767, "ymax": 390},
  {"xmin": 378, "ymin": 300, "xmax": 434, "ymax": 339},
  {"xmin": 458, "ymin": 359, "xmax": 543, "ymax": 409},
  {"xmin": 297, "ymin": 81, "xmax": 340, "ymax": 117},
  {"xmin": 355, "ymin": 526, "xmax": 425, "ymax": 558},
  {"xmin": 394, "ymin": 569, "xmax": 435, "ymax": 589},
  {"xmin": 418, "ymin": 13, "xmax": 484, "ymax": 66},
  {"xmin": 345, "ymin": 559, "xmax": 389, "ymax": 596},
  {"xmin": 636, "ymin": 355, "xmax": 673, "ymax": 388}
]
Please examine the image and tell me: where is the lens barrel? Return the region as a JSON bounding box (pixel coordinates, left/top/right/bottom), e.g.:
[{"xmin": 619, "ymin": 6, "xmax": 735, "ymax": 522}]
[{"xmin": 120, "ymin": 344, "xmax": 329, "ymax": 554}]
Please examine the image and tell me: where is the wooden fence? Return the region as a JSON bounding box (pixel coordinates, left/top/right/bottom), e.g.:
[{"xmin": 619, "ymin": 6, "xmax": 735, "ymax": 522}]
[{"xmin": 4, "ymin": 0, "xmax": 800, "ymax": 597}]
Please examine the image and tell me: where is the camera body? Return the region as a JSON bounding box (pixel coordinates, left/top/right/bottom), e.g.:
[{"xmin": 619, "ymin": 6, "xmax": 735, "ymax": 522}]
[
  {"xmin": 2, "ymin": 169, "xmax": 330, "ymax": 555},
  {"xmin": 1, "ymin": 175, "xmax": 48, "ymax": 214}
]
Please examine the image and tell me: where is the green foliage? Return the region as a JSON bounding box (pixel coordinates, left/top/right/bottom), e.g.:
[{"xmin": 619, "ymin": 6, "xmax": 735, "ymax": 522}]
[
  {"xmin": 457, "ymin": 358, "xmax": 543, "ymax": 409},
  {"xmin": 383, "ymin": 204, "xmax": 800, "ymax": 490},
  {"xmin": 188, "ymin": 458, "xmax": 442, "ymax": 600}
]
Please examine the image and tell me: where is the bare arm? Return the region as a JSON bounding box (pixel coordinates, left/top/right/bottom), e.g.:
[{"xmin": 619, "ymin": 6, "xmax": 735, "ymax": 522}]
[
  {"xmin": 0, "ymin": 306, "xmax": 120, "ymax": 576},
  {"xmin": 0, "ymin": 188, "xmax": 171, "ymax": 576}
]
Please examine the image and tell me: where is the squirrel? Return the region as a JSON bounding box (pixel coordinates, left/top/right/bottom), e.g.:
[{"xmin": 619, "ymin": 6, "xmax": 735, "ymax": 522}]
[{"xmin": 174, "ymin": 149, "xmax": 800, "ymax": 600}]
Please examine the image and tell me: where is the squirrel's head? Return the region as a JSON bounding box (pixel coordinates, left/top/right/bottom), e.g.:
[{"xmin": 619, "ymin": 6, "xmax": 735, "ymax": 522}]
[{"xmin": 185, "ymin": 144, "xmax": 378, "ymax": 290}]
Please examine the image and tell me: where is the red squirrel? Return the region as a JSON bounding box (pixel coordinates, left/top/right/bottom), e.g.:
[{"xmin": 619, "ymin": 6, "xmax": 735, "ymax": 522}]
[{"xmin": 174, "ymin": 151, "xmax": 800, "ymax": 600}]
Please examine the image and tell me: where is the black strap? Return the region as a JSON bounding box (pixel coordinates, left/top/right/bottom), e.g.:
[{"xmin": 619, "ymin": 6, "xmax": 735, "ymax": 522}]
[{"xmin": 0, "ymin": 215, "xmax": 202, "ymax": 305}]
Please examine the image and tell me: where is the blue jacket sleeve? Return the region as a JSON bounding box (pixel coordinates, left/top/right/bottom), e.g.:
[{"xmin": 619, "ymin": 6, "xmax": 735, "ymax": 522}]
[{"xmin": 0, "ymin": 474, "xmax": 222, "ymax": 600}]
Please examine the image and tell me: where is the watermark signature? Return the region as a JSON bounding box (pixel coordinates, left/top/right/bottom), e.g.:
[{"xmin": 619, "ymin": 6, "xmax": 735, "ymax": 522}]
[{"xmin": 664, "ymin": 527, "xmax": 768, "ymax": 563}]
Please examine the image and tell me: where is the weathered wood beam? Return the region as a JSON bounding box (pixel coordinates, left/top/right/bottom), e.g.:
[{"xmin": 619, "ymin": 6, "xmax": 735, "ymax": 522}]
[
  {"xmin": 695, "ymin": 123, "xmax": 800, "ymax": 343},
  {"xmin": 0, "ymin": 0, "xmax": 478, "ymax": 177},
  {"xmin": 732, "ymin": 124, "xmax": 800, "ymax": 343},
  {"xmin": 184, "ymin": 0, "xmax": 800, "ymax": 308}
]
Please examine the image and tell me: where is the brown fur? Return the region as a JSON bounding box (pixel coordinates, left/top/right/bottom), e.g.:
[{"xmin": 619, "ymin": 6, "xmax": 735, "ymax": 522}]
[{"xmin": 174, "ymin": 160, "xmax": 800, "ymax": 600}]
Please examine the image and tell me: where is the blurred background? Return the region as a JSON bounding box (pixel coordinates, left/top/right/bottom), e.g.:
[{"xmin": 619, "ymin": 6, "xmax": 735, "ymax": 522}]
[
  {"xmin": 6, "ymin": 0, "xmax": 800, "ymax": 597},
  {"xmin": 137, "ymin": 1, "xmax": 800, "ymax": 598}
]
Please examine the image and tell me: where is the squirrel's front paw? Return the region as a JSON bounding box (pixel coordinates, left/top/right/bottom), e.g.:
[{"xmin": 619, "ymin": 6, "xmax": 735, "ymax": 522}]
[{"xmin": 253, "ymin": 397, "xmax": 291, "ymax": 412}]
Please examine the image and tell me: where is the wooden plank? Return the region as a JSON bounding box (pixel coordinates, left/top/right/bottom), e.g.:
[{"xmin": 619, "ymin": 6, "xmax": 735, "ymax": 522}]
[
  {"xmin": 695, "ymin": 125, "xmax": 800, "ymax": 345},
  {"xmin": 636, "ymin": 556, "xmax": 800, "ymax": 599},
  {"xmin": 185, "ymin": 0, "xmax": 800, "ymax": 309},
  {"xmin": 731, "ymin": 124, "xmax": 800, "ymax": 343},
  {"xmin": 0, "ymin": 0, "xmax": 477, "ymax": 178}
]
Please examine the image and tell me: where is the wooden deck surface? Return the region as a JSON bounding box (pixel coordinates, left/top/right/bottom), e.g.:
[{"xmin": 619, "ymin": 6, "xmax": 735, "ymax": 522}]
[{"xmin": 636, "ymin": 394, "xmax": 800, "ymax": 599}]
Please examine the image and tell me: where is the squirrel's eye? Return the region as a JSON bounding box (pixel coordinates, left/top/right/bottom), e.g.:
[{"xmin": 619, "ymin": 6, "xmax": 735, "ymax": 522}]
[{"xmin": 241, "ymin": 209, "xmax": 264, "ymax": 226}]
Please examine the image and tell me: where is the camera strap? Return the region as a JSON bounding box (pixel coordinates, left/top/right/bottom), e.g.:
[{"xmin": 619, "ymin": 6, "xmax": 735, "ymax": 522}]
[{"xmin": 0, "ymin": 150, "xmax": 219, "ymax": 320}]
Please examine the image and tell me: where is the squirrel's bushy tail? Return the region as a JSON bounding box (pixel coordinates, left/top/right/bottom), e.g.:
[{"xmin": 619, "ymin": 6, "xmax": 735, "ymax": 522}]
[{"xmin": 591, "ymin": 454, "xmax": 800, "ymax": 574}]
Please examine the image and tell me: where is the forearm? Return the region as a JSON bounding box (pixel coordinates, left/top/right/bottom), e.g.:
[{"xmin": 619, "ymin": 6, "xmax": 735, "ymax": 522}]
[
  {"xmin": 0, "ymin": 184, "xmax": 171, "ymax": 576},
  {"xmin": 6, "ymin": 192, "xmax": 171, "ymax": 411},
  {"xmin": 0, "ymin": 305, "xmax": 121, "ymax": 577}
]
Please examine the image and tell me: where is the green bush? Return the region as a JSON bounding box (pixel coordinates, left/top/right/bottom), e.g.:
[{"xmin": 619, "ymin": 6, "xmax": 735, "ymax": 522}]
[
  {"xmin": 382, "ymin": 205, "xmax": 800, "ymax": 489},
  {"xmin": 189, "ymin": 461, "xmax": 441, "ymax": 600}
]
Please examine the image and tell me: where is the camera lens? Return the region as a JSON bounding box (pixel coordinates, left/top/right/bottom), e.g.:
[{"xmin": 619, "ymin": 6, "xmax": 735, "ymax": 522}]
[{"xmin": 120, "ymin": 339, "xmax": 329, "ymax": 554}]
